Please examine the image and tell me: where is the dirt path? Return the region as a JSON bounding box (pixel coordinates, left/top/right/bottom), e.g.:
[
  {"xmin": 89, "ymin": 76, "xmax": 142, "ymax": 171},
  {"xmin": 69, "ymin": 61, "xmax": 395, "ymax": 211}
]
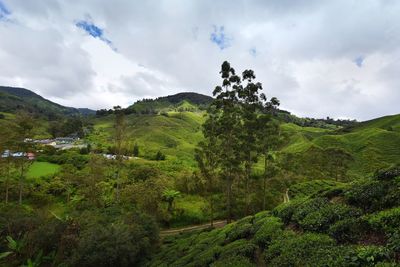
[{"xmin": 160, "ymin": 220, "xmax": 227, "ymax": 236}]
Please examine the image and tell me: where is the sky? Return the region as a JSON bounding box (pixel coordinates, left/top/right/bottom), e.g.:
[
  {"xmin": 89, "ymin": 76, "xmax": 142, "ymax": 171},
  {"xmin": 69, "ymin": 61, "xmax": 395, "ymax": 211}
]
[{"xmin": 0, "ymin": 0, "xmax": 399, "ymax": 120}]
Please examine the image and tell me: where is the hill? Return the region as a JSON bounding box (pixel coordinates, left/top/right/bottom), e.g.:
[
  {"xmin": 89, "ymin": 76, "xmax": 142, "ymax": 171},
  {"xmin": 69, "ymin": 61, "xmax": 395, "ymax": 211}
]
[
  {"xmin": 150, "ymin": 167, "xmax": 400, "ymax": 266},
  {"xmin": 127, "ymin": 92, "xmax": 213, "ymax": 114},
  {"xmin": 281, "ymin": 114, "xmax": 400, "ymax": 179},
  {"xmin": 0, "ymin": 86, "xmax": 95, "ymax": 117}
]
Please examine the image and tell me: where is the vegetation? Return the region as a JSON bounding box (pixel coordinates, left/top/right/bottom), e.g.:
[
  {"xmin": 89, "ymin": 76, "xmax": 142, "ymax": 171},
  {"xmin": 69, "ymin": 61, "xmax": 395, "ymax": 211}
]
[
  {"xmin": 0, "ymin": 62, "xmax": 399, "ymax": 266},
  {"xmin": 150, "ymin": 166, "xmax": 400, "ymax": 266}
]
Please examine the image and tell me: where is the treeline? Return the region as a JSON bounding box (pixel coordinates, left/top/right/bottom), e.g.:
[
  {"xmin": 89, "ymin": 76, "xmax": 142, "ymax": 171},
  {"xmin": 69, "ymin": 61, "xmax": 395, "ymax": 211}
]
[{"xmin": 276, "ymin": 110, "xmax": 358, "ymax": 129}]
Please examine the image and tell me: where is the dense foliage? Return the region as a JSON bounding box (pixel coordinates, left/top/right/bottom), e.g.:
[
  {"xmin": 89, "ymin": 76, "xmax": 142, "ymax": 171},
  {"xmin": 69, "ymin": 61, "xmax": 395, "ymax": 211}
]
[{"xmin": 150, "ymin": 166, "xmax": 400, "ymax": 266}]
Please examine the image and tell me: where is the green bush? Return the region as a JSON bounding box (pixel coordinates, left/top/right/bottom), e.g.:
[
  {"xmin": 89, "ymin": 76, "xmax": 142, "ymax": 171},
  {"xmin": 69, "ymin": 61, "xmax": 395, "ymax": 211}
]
[
  {"xmin": 374, "ymin": 166, "xmax": 400, "ymax": 181},
  {"xmin": 264, "ymin": 232, "xmax": 349, "ymax": 266},
  {"xmin": 210, "ymin": 256, "xmax": 256, "ymax": 267},
  {"xmin": 299, "ymin": 203, "xmax": 362, "ymax": 232},
  {"xmin": 328, "ymin": 217, "xmax": 366, "ymax": 243},
  {"xmin": 387, "ymin": 231, "xmax": 400, "ymax": 257},
  {"xmin": 291, "ymin": 197, "xmax": 330, "ymax": 224},
  {"xmin": 225, "ymin": 222, "xmax": 253, "ymax": 242},
  {"xmin": 253, "ymin": 217, "xmax": 283, "ymax": 247},
  {"xmin": 272, "ymin": 198, "xmax": 305, "ymax": 224},
  {"xmin": 344, "ymin": 246, "xmax": 390, "ymax": 266},
  {"xmin": 219, "ymin": 239, "xmax": 257, "ymax": 260},
  {"xmin": 366, "ymin": 207, "xmax": 400, "ymax": 234},
  {"xmin": 344, "ymin": 180, "xmax": 390, "ymax": 212}
]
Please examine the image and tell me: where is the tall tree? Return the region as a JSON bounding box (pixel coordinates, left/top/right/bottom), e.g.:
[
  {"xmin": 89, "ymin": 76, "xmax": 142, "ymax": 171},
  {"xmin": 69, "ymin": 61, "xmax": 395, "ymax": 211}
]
[
  {"xmin": 204, "ymin": 61, "xmax": 244, "ymax": 223},
  {"xmin": 257, "ymin": 108, "xmax": 281, "ymax": 210},
  {"xmin": 237, "ymin": 69, "xmax": 265, "ymax": 215},
  {"xmin": 113, "ymin": 106, "xmax": 127, "ymax": 202},
  {"xmin": 14, "ymin": 112, "xmax": 34, "ymax": 205},
  {"xmin": 195, "ymin": 124, "xmax": 219, "ymax": 226}
]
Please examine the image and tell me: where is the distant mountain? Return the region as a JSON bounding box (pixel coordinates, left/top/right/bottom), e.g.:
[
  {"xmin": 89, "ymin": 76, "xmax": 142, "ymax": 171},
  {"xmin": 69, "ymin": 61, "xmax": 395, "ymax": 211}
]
[
  {"xmin": 0, "ymin": 86, "xmax": 95, "ymax": 117},
  {"xmin": 127, "ymin": 92, "xmax": 213, "ymax": 114}
]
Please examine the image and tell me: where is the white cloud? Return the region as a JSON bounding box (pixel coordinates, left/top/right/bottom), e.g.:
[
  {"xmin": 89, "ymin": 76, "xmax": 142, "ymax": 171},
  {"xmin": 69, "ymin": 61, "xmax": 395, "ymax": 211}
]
[{"xmin": 0, "ymin": 0, "xmax": 400, "ymax": 120}]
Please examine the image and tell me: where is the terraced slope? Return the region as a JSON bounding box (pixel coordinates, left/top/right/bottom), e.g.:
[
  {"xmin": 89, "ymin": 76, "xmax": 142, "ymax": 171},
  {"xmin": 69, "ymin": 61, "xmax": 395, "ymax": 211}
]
[
  {"xmin": 281, "ymin": 114, "xmax": 400, "ymax": 179},
  {"xmin": 149, "ymin": 169, "xmax": 400, "ymax": 266},
  {"xmin": 87, "ymin": 111, "xmax": 205, "ymax": 166}
]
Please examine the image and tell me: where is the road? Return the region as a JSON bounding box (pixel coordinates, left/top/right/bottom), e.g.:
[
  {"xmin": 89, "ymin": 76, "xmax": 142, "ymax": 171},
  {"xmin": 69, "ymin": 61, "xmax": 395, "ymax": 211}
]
[{"xmin": 160, "ymin": 220, "xmax": 227, "ymax": 237}]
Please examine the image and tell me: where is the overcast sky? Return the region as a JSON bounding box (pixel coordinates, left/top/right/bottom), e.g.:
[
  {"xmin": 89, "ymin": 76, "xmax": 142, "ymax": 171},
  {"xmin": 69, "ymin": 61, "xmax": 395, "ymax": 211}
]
[{"xmin": 0, "ymin": 0, "xmax": 399, "ymax": 120}]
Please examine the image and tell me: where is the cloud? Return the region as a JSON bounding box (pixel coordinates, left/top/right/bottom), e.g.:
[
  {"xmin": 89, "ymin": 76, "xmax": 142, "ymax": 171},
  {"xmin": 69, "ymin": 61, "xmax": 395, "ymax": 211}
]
[
  {"xmin": 1, "ymin": 0, "xmax": 400, "ymax": 120},
  {"xmin": 210, "ymin": 25, "xmax": 232, "ymax": 50}
]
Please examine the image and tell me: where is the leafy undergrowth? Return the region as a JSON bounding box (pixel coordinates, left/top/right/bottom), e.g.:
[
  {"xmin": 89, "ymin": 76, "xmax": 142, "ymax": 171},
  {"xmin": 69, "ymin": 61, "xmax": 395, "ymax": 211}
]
[{"xmin": 149, "ymin": 166, "xmax": 400, "ymax": 267}]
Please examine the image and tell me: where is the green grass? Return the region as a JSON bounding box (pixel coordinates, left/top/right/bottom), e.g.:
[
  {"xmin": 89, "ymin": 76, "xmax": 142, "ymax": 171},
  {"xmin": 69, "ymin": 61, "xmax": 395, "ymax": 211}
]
[
  {"xmin": 87, "ymin": 112, "xmax": 205, "ymax": 168},
  {"xmin": 170, "ymin": 195, "xmax": 209, "ymax": 227},
  {"xmin": 27, "ymin": 162, "xmax": 61, "ymax": 179},
  {"xmin": 280, "ymin": 114, "xmax": 400, "ymax": 178}
]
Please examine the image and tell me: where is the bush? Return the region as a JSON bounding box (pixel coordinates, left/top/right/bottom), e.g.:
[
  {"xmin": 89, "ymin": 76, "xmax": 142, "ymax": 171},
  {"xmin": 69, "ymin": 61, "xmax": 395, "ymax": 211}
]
[
  {"xmin": 210, "ymin": 256, "xmax": 255, "ymax": 267},
  {"xmin": 344, "ymin": 246, "xmax": 390, "ymax": 266},
  {"xmin": 299, "ymin": 203, "xmax": 362, "ymax": 233},
  {"xmin": 155, "ymin": 150, "xmax": 166, "ymax": 161},
  {"xmin": 291, "ymin": 197, "xmax": 330, "ymax": 224},
  {"xmin": 272, "ymin": 198, "xmax": 305, "ymax": 224},
  {"xmin": 344, "ymin": 180, "xmax": 391, "ymax": 212},
  {"xmin": 374, "ymin": 166, "xmax": 400, "ymax": 181},
  {"xmin": 366, "ymin": 207, "xmax": 400, "ymax": 234},
  {"xmin": 329, "ymin": 217, "xmax": 367, "ymax": 243},
  {"xmin": 219, "ymin": 239, "xmax": 257, "ymax": 260},
  {"xmin": 387, "ymin": 231, "xmax": 400, "ymax": 257},
  {"xmin": 253, "ymin": 217, "xmax": 283, "ymax": 247},
  {"xmin": 225, "ymin": 216, "xmax": 254, "ymax": 242},
  {"xmin": 264, "ymin": 232, "xmax": 349, "ymax": 266}
]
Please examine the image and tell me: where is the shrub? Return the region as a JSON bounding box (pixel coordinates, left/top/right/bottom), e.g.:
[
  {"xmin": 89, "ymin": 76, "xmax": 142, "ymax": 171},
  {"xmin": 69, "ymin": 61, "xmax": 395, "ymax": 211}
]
[
  {"xmin": 366, "ymin": 207, "xmax": 400, "ymax": 234},
  {"xmin": 299, "ymin": 203, "xmax": 362, "ymax": 233},
  {"xmin": 210, "ymin": 256, "xmax": 255, "ymax": 267},
  {"xmin": 264, "ymin": 232, "xmax": 349, "ymax": 266},
  {"xmin": 329, "ymin": 217, "xmax": 367, "ymax": 243},
  {"xmin": 387, "ymin": 231, "xmax": 400, "ymax": 257},
  {"xmin": 253, "ymin": 217, "xmax": 283, "ymax": 247},
  {"xmin": 155, "ymin": 150, "xmax": 166, "ymax": 161},
  {"xmin": 374, "ymin": 166, "xmax": 400, "ymax": 181},
  {"xmin": 219, "ymin": 239, "xmax": 257, "ymax": 260},
  {"xmin": 344, "ymin": 180, "xmax": 389, "ymax": 212},
  {"xmin": 272, "ymin": 198, "xmax": 305, "ymax": 224},
  {"xmin": 225, "ymin": 216, "xmax": 254, "ymax": 242},
  {"xmin": 291, "ymin": 197, "xmax": 330, "ymax": 224},
  {"xmin": 344, "ymin": 246, "xmax": 390, "ymax": 266}
]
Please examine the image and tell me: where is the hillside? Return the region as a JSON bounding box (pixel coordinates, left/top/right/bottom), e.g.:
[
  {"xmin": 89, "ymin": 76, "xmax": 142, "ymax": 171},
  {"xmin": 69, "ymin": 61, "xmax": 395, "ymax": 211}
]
[
  {"xmin": 0, "ymin": 86, "xmax": 94, "ymax": 117},
  {"xmin": 88, "ymin": 111, "xmax": 205, "ymax": 167},
  {"xmin": 150, "ymin": 167, "xmax": 400, "ymax": 266},
  {"xmin": 281, "ymin": 114, "xmax": 400, "ymax": 179},
  {"xmin": 127, "ymin": 92, "xmax": 213, "ymax": 114}
]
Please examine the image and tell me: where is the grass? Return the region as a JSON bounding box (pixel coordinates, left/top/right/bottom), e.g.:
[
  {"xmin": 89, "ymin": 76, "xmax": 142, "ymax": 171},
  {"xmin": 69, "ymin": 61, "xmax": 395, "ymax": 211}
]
[
  {"xmin": 87, "ymin": 112, "xmax": 205, "ymax": 168},
  {"xmin": 27, "ymin": 161, "xmax": 61, "ymax": 179}
]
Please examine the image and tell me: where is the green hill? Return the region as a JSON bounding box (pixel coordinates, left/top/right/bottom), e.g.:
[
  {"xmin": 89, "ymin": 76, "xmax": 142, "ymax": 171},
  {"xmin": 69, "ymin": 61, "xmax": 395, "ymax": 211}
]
[
  {"xmin": 0, "ymin": 86, "xmax": 95, "ymax": 117},
  {"xmin": 128, "ymin": 92, "xmax": 213, "ymax": 114},
  {"xmin": 150, "ymin": 167, "xmax": 400, "ymax": 266},
  {"xmin": 281, "ymin": 114, "xmax": 400, "ymax": 179},
  {"xmin": 88, "ymin": 111, "xmax": 205, "ymax": 167}
]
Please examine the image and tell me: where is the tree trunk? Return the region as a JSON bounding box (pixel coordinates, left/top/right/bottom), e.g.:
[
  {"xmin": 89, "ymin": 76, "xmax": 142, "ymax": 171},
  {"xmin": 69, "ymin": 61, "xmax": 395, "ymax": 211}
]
[
  {"xmin": 227, "ymin": 175, "xmax": 233, "ymax": 223},
  {"xmin": 18, "ymin": 163, "xmax": 25, "ymax": 205},
  {"xmin": 245, "ymin": 158, "xmax": 251, "ymax": 216},
  {"xmin": 210, "ymin": 195, "xmax": 214, "ymax": 227},
  {"xmin": 5, "ymin": 180, "xmax": 9, "ymax": 204},
  {"xmin": 262, "ymin": 155, "xmax": 268, "ymax": 210}
]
